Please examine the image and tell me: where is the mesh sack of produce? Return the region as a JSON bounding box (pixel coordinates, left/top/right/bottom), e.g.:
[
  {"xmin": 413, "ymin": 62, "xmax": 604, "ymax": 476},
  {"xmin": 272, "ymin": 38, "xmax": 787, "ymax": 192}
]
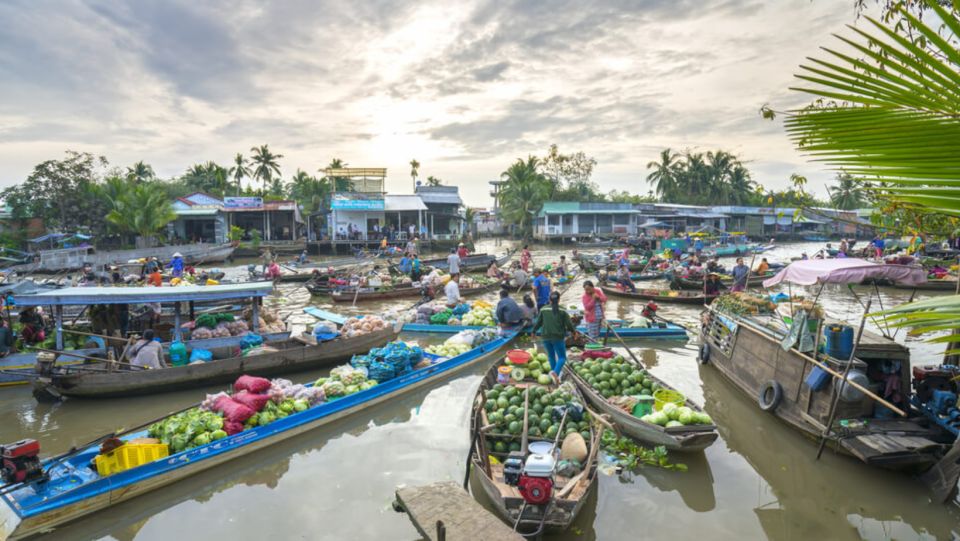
[
  {"xmin": 213, "ymin": 396, "xmax": 256, "ymax": 423},
  {"xmin": 241, "ymin": 345, "xmax": 279, "ymax": 357},
  {"xmin": 234, "ymin": 374, "xmax": 271, "ymax": 394},
  {"xmin": 189, "ymin": 348, "xmax": 213, "ymax": 363},
  {"xmin": 452, "ymin": 303, "xmax": 471, "ymax": 316},
  {"xmin": 240, "ymin": 333, "xmax": 264, "ymax": 351},
  {"xmin": 349, "ymin": 354, "xmax": 370, "ymax": 370},
  {"xmin": 232, "ymin": 390, "xmax": 272, "ymax": 411},
  {"xmin": 366, "ymin": 359, "xmax": 396, "ymax": 382}
]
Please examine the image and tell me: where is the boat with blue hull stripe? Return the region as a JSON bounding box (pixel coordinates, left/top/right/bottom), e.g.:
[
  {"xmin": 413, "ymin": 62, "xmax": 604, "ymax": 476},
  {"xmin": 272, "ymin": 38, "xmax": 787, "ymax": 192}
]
[{"xmin": 0, "ymin": 332, "xmax": 518, "ymax": 540}]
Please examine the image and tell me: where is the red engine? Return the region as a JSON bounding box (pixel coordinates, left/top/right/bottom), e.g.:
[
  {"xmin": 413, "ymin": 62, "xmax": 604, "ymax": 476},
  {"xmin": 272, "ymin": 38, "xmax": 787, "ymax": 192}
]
[
  {"xmin": 1, "ymin": 439, "xmax": 44, "ymax": 484},
  {"xmin": 517, "ymin": 475, "xmax": 553, "ymax": 506}
]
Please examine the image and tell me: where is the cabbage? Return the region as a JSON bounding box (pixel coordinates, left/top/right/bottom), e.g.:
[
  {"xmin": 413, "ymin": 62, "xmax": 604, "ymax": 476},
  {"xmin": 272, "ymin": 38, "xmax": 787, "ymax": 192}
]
[
  {"xmin": 650, "ymin": 412, "xmax": 670, "ymax": 426},
  {"xmin": 665, "ymin": 420, "xmax": 684, "ymax": 428},
  {"xmin": 192, "ymin": 432, "xmax": 212, "ymax": 447},
  {"xmin": 696, "ymin": 413, "xmax": 713, "ymax": 425},
  {"xmin": 678, "ymin": 411, "xmax": 694, "ymax": 425},
  {"xmin": 280, "ymin": 400, "xmax": 295, "ymax": 413},
  {"xmin": 205, "ymin": 415, "xmax": 223, "ymax": 432},
  {"xmin": 345, "ymin": 385, "xmax": 359, "ymax": 395},
  {"xmin": 293, "ymin": 399, "xmax": 309, "ymax": 412},
  {"xmin": 211, "ymin": 429, "xmax": 228, "ymax": 440}
]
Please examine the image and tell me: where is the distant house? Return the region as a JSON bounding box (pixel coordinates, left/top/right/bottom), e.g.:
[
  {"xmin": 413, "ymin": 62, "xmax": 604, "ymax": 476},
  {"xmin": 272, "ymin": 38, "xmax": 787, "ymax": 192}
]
[
  {"xmin": 223, "ymin": 197, "xmax": 303, "ymax": 242},
  {"xmin": 416, "ymin": 185, "xmax": 464, "ymax": 240},
  {"xmin": 170, "ymin": 193, "xmax": 226, "ymax": 243},
  {"xmin": 535, "ymin": 202, "xmax": 641, "ymax": 240}
]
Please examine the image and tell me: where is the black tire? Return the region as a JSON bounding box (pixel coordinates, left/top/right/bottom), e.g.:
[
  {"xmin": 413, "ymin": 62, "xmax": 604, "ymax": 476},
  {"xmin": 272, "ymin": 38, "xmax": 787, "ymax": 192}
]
[
  {"xmin": 758, "ymin": 380, "xmax": 783, "ymax": 412},
  {"xmin": 698, "ymin": 342, "xmax": 710, "ymax": 364}
]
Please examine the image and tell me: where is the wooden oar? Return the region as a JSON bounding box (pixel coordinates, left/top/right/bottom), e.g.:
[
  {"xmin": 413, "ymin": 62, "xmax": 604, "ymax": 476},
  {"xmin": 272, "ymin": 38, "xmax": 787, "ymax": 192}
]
[
  {"xmin": 604, "ymin": 321, "xmax": 646, "ymax": 370},
  {"xmin": 816, "ymin": 300, "xmax": 871, "ymax": 460}
]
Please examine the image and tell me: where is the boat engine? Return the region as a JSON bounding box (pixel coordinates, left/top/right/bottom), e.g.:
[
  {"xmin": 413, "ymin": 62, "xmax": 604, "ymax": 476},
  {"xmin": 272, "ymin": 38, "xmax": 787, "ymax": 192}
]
[
  {"xmin": 516, "ymin": 453, "xmax": 555, "ymax": 506},
  {"xmin": 1, "ymin": 439, "xmax": 44, "ymax": 484},
  {"xmin": 503, "ymin": 451, "xmax": 524, "ymax": 486},
  {"xmin": 912, "ymin": 365, "xmax": 960, "ymax": 437}
]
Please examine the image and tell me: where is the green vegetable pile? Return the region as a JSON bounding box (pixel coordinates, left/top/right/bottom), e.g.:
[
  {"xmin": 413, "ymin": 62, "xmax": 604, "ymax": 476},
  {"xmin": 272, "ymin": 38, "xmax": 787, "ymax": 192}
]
[
  {"xmin": 600, "ymin": 430, "xmax": 687, "ymax": 471},
  {"xmin": 571, "ymin": 356, "xmax": 659, "ymax": 399},
  {"xmin": 243, "ymin": 398, "xmax": 310, "ymax": 430},
  {"xmin": 195, "ymin": 312, "xmax": 235, "ymax": 329},
  {"xmin": 483, "ymin": 382, "xmax": 592, "ymax": 455},
  {"xmin": 147, "ymin": 409, "xmax": 227, "ymax": 453},
  {"xmin": 711, "ymin": 292, "xmax": 776, "ymax": 316},
  {"xmin": 429, "ymin": 309, "xmax": 453, "ymax": 325},
  {"xmin": 640, "ymin": 402, "xmax": 713, "ymax": 427}
]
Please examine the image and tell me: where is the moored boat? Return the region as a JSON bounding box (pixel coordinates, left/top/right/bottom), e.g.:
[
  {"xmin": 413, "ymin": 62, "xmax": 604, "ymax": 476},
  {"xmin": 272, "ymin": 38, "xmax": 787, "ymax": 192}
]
[
  {"xmin": 423, "ymin": 250, "xmax": 514, "ymax": 273},
  {"xmin": 891, "ymin": 278, "xmax": 958, "ymax": 291},
  {"xmin": 0, "ymin": 332, "xmax": 519, "ymax": 540},
  {"xmin": 330, "ymin": 285, "xmax": 423, "ymax": 302},
  {"xmin": 600, "ymin": 285, "xmax": 716, "ymax": 305},
  {"xmin": 468, "ymin": 351, "xmax": 600, "ymax": 535},
  {"xmin": 668, "ymin": 271, "xmax": 775, "ymax": 290}
]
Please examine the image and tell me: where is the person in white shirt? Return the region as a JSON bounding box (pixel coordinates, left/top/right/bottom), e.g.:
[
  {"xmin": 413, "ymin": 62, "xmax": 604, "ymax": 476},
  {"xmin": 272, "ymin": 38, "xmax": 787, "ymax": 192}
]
[
  {"xmin": 445, "ymin": 274, "xmax": 461, "ymax": 307},
  {"xmin": 446, "ymin": 248, "xmax": 461, "ymax": 275},
  {"xmin": 128, "ymin": 329, "xmax": 166, "ymax": 369}
]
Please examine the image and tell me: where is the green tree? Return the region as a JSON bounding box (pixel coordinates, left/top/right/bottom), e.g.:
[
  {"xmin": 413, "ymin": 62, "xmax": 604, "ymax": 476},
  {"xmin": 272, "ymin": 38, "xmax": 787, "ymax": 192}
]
[
  {"xmin": 323, "ymin": 158, "xmax": 352, "ymax": 191},
  {"xmin": 646, "ymin": 149, "xmax": 680, "ymax": 201},
  {"xmin": 230, "ymin": 153, "xmax": 250, "ymax": 195},
  {"xmin": 541, "ymin": 144, "xmax": 600, "ymax": 200},
  {"xmin": 126, "ymin": 161, "xmax": 155, "ymax": 183},
  {"xmin": 410, "ymin": 159, "xmax": 420, "ymax": 189},
  {"xmin": 425, "ymin": 175, "xmax": 442, "ymax": 186},
  {"xmin": 828, "ymin": 173, "xmax": 867, "ymax": 210},
  {"xmin": 289, "ymin": 169, "xmax": 332, "ymax": 214},
  {"xmin": 182, "ymin": 162, "xmax": 230, "ymax": 196},
  {"xmin": 499, "ymin": 156, "xmax": 553, "ymax": 238},
  {"xmin": 250, "ymin": 145, "xmax": 283, "ymax": 191},
  {"xmin": 105, "ymin": 182, "xmax": 176, "ymax": 247}
]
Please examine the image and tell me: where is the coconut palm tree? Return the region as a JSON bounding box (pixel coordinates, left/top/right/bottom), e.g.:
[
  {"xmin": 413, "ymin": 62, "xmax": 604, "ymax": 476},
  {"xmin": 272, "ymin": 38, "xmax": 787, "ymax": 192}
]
[
  {"xmin": 410, "ymin": 159, "xmax": 420, "ymax": 190},
  {"xmin": 827, "ymin": 173, "xmax": 867, "ymax": 210},
  {"xmin": 726, "ymin": 165, "xmax": 756, "ymax": 205},
  {"xmin": 126, "ymin": 161, "xmax": 155, "ymax": 183},
  {"xmin": 778, "ymin": 1, "xmax": 960, "ymax": 349},
  {"xmin": 183, "ymin": 162, "xmax": 229, "ymax": 196},
  {"xmin": 425, "ymin": 175, "xmax": 442, "ymax": 186},
  {"xmin": 499, "ymin": 156, "xmax": 553, "ymax": 238},
  {"xmin": 290, "ymin": 169, "xmax": 331, "ymax": 214},
  {"xmin": 646, "ymin": 149, "xmax": 680, "ymax": 201},
  {"xmin": 105, "ymin": 182, "xmax": 176, "ymax": 247},
  {"xmin": 230, "ymin": 153, "xmax": 250, "ymax": 195},
  {"xmin": 250, "ymin": 145, "xmax": 283, "ymax": 191}
]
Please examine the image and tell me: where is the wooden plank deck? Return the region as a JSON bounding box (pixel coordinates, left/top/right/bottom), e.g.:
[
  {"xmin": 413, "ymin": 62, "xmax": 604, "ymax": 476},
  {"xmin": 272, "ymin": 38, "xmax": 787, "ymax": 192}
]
[{"xmin": 395, "ymin": 482, "xmax": 523, "ymax": 541}]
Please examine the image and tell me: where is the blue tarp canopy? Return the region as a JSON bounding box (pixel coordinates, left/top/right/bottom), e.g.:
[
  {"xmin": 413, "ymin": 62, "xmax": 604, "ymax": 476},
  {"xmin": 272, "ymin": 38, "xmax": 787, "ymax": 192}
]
[
  {"xmin": 14, "ymin": 282, "xmax": 275, "ymax": 306},
  {"xmin": 28, "ymin": 233, "xmax": 93, "ymax": 244}
]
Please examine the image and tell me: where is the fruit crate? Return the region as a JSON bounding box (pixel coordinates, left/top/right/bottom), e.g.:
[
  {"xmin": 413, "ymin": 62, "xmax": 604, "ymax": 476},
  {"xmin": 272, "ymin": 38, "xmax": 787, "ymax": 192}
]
[{"xmin": 95, "ymin": 443, "xmax": 169, "ymax": 476}]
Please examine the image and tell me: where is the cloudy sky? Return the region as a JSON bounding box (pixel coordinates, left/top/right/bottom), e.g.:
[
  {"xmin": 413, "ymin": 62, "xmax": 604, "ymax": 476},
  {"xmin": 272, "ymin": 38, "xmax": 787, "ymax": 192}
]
[{"xmin": 0, "ymin": 0, "xmax": 872, "ymax": 204}]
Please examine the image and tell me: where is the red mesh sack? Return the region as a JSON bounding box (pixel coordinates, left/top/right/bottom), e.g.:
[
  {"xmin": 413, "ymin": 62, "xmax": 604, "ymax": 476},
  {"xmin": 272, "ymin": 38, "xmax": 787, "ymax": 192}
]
[
  {"xmin": 232, "ymin": 390, "xmax": 271, "ymax": 412},
  {"xmin": 234, "ymin": 375, "xmax": 271, "ymax": 394},
  {"xmin": 213, "ymin": 396, "xmax": 255, "ymax": 423},
  {"xmin": 224, "ymin": 420, "xmax": 245, "ymax": 435}
]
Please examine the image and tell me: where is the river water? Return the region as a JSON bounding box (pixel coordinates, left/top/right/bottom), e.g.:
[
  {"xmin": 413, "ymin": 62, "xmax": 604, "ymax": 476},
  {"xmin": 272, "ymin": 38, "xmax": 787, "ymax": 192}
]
[{"xmin": 2, "ymin": 241, "xmax": 958, "ymax": 540}]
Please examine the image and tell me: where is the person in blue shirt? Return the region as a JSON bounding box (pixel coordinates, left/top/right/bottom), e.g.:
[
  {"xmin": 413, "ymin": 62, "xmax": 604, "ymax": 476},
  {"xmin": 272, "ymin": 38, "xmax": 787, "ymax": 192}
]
[
  {"xmin": 531, "ymin": 268, "xmax": 552, "ymax": 309},
  {"xmin": 398, "ymin": 253, "xmax": 412, "ymax": 275},
  {"xmin": 694, "ymin": 238, "xmax": 704, "ymax": 255},
  {"xmin": 167, "ymin": 252, "xmax": 185, "ymax": 278},
  {"xmin": 410, "ymin": 254, "xmax": 422, "ymax": 281}
]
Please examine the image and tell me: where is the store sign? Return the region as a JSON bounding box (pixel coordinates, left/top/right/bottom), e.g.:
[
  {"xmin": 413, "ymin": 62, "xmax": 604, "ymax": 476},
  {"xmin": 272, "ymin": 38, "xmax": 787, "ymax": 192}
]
[
  {"xmin": 331, "ymin": 198, "xmax": 384, "ymax": 211},
  {"xmin": 224, "ymin": 196, "xmax": 263, "ymax": 209}
]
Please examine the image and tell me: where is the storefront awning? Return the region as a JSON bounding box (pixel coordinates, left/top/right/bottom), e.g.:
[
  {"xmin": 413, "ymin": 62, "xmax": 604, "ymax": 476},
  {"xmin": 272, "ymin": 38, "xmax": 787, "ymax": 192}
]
[
  {"xmin": 385, "ymin": 195, "xmax": 427, "ymax": 212},
  {"xmin": 175, "ymin": 208, "xmax": 220, "ymax": 216}
]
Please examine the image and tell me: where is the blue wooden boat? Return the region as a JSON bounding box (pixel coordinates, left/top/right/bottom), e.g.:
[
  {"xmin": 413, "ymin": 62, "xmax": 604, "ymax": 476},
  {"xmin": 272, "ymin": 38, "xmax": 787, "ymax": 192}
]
[
  {"xmin": 0, "ymin": 332, "xmax": 518, "ymax": 539},
  {"xmin": 401, "ymin": 319, "xmax": 687, "ymax": 339}
]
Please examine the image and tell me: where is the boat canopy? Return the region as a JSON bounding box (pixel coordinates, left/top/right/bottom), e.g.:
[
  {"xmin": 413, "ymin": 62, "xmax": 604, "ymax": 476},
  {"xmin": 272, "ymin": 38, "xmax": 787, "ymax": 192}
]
[
  {"xmin": 13, "ymin": 282, "xmax": 275, "ymax": 306},
  {"xmin": 762, "ymin": 258, "xmax": 927, "ymax": 288}
]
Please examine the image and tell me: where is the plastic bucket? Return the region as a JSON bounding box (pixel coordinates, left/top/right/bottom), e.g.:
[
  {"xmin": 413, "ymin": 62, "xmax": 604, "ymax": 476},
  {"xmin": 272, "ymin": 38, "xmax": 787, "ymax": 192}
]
[
  {"xmin": 497, "ymin": 365, "xmax": 513, "ymax": 384},
  {"xmin": 507, "ymin": 350, "xmax": 531, "ymax": 364},
  {"xmin": 824, "ymin": 325, "xmax": 854, "ymax": 359},
  {"xmin": 653, "ymin": 388, "xmax": 685, "ymax": 412}
]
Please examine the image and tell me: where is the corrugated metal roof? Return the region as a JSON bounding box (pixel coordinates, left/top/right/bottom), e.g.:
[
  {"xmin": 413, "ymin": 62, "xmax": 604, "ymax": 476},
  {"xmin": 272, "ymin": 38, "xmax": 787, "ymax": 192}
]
[
  {"xmin": 15, "ymin": 282, "xmax": 275, "ymax": 306},
  {"xmin": 385, "ymin": 195, "xmax": 427, "ymax": 211},
  {"xmin": 416, "ymin": 186, "xmax": 463, "ymax": 205},
  {"xmin": 174, "ymin": 208, "xmax": 220, "ymax": 216}
]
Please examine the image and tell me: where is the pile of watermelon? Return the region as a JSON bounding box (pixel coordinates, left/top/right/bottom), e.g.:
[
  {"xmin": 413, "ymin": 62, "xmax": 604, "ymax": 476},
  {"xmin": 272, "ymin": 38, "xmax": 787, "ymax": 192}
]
[
  {"xmin": 482, "ymin": 383, "xmax": 592, "ymax": 455},
  {"xmin": 571, "ymin": 356, "xmax": 659, "ymax": 399},
  {"xmin": 504, "ymin": 348, "xmax": 555, "ymax": 385}
]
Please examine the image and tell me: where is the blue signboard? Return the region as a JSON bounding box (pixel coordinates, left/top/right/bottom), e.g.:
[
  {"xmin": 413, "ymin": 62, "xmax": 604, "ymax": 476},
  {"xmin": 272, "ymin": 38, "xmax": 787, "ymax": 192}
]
[
  {"xmin": 331, "ymin": 198, "xmax": 384, "ymax": 211},
  {"xmin": 224, "ymin": 196, "xmax": 263, "ymax": 209}
]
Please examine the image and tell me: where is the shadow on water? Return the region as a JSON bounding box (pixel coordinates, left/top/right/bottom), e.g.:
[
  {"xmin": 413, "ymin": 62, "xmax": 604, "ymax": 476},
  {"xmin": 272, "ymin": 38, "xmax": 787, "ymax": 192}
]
[{"xmin": 698, "ymin": 365, "xmax": 960, "ymax": 540}]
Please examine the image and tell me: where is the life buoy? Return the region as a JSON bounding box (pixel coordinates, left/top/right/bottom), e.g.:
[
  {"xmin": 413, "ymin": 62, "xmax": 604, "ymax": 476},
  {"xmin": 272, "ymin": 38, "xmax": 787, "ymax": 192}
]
[
  {"xmin": 758, "ymin": 380, "xmax": 783, "ymax": 412},
  {"xmin": 698, "ymin": 342, "xmax": 710, "ymax": 364}
]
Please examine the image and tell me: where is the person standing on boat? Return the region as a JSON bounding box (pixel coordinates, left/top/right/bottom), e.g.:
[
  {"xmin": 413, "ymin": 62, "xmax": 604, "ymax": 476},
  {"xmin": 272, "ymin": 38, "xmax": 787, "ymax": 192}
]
[
  {"xmin": 616, "ymin": 262, "xmax": 637, "ymax": 292},
  {"xmin": 0, "ymin": 319, "xmax": 12, "ymax": 357},
  {"xmin": 872, "ymin": 236, "xmax": 885, "ymax": 259},
  {"xmin": 694, "ymin": 237, "xmax": 704, "ymax": 257},
  {"xmin": 444, "ymin": 273, "xmax": 461, "ymax": 308},
  {"xmin": 839, "ymin": 238, "xmax": 849, "ymax": 255},
  {"xmin": 532, "ymin": 291, "xmax": 576, "ymax": 384},
  {"xmin": 581, "ymin": 280, "xmax": 607, "ymax": 341},
  {"xmin": 406, "ymin": 236, "xmax": 419, "ymax": 257},
  {"xmin": 167, "ymin": 252, "xmax": 185, "ymax": 278},
  {"xmin": 531, "ymin": 267, "xmax": 552, "ymax": 309},
  {"xmin": 520, "ymin": 245, "xmax": 532, "ymax": 272},
  {"xmin": 731, "ymin": 257, "xmax": 749, "ymax": 292},
  {"xmin": 410, "ymin": 254, "xmax": 423, "ymax": 282},
  {"xmin": 447, "ymin": 248, "xmax": 461, "ymax": 275},
  {"xmin": 379, "ymin": 235, "xmax": 388, "ymax": 254},
  {"xmin": 495, "ymin": 289, "xmax": 525, "ymax": 331},
  {"xmin": 128, "ymin": 329, "xmax": 166, "ymax": 369}
]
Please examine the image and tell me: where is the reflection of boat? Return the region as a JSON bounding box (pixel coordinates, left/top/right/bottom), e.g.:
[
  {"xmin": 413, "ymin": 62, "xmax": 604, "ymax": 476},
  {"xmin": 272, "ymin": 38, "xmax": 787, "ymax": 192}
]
[
  {"xmin": 698, "ymin": 365, "xmax": 960, "ymax": 539},
  {"xmin": 635, "ymin": 452, "xmax": 716, "ymax": 513},
  {"xmin": 0, "ymin": 332, "xmax": 519, "ymax": 539},
  {"xmin": 601, "ymin": 286, "xmax": 716, "ymax": 305},
  {"xmin": 700, "ymin": 259, "xmax": 955, "ymax": 473},
  {"xmin": 468, "ymin": 356, "xmax": 600, "ymax": 535},
  {"xmin": 564, "ymin": 364, "xmax": 718, "ymax": 452}
]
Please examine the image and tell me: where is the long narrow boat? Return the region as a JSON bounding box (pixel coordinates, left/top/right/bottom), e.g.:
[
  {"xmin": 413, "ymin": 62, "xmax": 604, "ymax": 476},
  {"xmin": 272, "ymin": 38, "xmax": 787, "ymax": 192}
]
[
  {"xmin": 600, "ymin": 286, "xmax": 716, "ymax": 305},
  {"xmin": 700, "ymin": 259, "xmax": 955, "ymax": 473},
  {"xmin": 0, "ymin": 332, "xmax": 519, "ymax": 540},
  {"xmin": 564, "ymin": 360, "xmax": 717, "ymax": 452},
  {"xmin": 423, "ymin": 250, "xmax": 514, "ymax": 273},
  {"xmin": 31, "ymin": 326, "xmax": 397, "ymax": 399},
  {"xmin": 330, "ymin": 285, "xmax": 423, "ymax": 302},
  {"xmin": 468, "ymin": 355, "xmax": 600, "ymax": 535},
  {"xmin": 891, "ymin": 278, "xmax": 958, "ymax": 291},
  {"xmin": 668, "ymin": 271, "xmax": 775, "ymax": 290},
  {"xmin": 401, "ymin": 317, "xmax": 688, "ymax": 339},
  {"xmin": 458, "ymin": 281, "xmax": 500, "ymax": 298}
]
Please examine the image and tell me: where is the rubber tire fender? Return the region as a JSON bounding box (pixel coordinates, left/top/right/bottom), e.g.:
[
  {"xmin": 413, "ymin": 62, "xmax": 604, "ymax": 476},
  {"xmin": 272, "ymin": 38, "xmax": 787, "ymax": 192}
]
[
  {"xmin": 758, "ymin": 380, "xmax": 783, "ymax": 412},
  {"xmin": 698, "ymin": 342, "xmax": 710, "ymax": 364}
]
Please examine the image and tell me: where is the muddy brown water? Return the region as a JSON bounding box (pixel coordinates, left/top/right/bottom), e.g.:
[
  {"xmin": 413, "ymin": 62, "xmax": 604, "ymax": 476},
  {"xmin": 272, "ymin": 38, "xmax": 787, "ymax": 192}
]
[{"xmin": 1, "ymin": 241, "xmax": 958, "ymax": 540}]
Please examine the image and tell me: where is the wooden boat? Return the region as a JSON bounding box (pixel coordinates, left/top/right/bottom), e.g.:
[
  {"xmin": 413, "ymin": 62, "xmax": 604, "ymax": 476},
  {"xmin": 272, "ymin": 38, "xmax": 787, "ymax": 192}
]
[
  {"xmin": 0, "ymin": 332, "xmax": 519, "ymax": 540},
  {"xmin": 468, "ymin": 357, "xmax": 600, "ymax": 535},
  {"xmin": 577, "ymin": 255, "xmax": 649, "ymax": 273},
  {"xmin": 802, "ymin": 235, "xmax": 830, "ymax": 242},
  {"xmin": 423, "ymin": 250, "xmax": 514, "ymax": 273},
  {"xmin": 401, "ymin": 319, "xmax": 688, "ymax": 339},
  {"xmin": 564, "ymin": 362, "xmax": 718, "ymax": 452},
  {"xmin": 31, "ymin": 326, "xmax": 397, "ymax": 399},
  {"xmin": 699, "ymin": 259, "xmax": 956, "ymax": 473},
  {"xmin": 600, "ymin": 286, "xmax": 716, "ymax": 305},
  {"xmin": 669, "ymin": 271, "xmax": 774, "ymax": 290},
  {"xmin": 458, "ymin": 281, "xmax": 500, "ymax": 297},
  {"xmin": 330, "ymin": 285, "xmax": 423, "ymax": 303},
  {"xmin": 891, "ymin": 278, "xmax": 958, "ymax": 291},
  {"xmin": 9, "ymin": 243, "xmax": 235, "ymax": 274}
]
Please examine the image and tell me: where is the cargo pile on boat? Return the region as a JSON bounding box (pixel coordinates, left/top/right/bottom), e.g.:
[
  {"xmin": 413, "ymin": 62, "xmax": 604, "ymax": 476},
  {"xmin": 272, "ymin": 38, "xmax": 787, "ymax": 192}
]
[
  {"xmin": 459, "ymin": 301, "xmax": 496, "ymax": 326},
  {"xmin": 340, "ymin": 315, "xmax": 390, "ymax": 337},
  {"xmin": 424, "ymin": 328, "xmax": 498, "ymax": 358},
  {"xmin": 571, "ymin": 355, "xmax": 660, "ymax": 399}
]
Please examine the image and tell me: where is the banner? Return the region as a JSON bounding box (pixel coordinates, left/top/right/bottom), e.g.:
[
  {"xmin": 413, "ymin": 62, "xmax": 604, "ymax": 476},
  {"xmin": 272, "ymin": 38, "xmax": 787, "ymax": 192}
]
[{"xmin": 224, "ymin": 197, "xmax": 263, "ymax": 209}]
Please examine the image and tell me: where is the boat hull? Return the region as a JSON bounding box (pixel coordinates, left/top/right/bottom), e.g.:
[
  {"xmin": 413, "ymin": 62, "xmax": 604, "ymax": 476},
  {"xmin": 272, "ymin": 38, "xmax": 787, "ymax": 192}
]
[
  {"xmin": 1, "ymin": 334, "xmax": 518, "ymax": 540},
  {"xmin": 330, "ymin": 286, "xmax": 422, "ymax": 302},
  {"xmin": 600, "ymin": 286, "xmax": 715, "ymax": 305}
]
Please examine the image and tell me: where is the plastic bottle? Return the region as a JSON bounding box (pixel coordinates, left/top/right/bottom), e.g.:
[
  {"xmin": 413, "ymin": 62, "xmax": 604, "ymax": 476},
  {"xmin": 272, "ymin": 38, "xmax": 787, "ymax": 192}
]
[{"xmin": 169, "ymin": 340, "xmax": 188, "ymax": 367}]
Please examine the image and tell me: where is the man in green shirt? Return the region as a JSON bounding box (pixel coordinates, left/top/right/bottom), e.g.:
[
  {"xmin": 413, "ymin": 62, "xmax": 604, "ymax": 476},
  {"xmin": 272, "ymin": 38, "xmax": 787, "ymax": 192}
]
[{"xmin": 531, "ymin": 291, "xmax": 576, "ymax": 383}]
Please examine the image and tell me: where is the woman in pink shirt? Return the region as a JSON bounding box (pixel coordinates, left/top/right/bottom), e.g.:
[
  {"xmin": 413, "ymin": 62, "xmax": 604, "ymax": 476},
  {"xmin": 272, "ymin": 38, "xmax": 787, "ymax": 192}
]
[{"xmin": 581, "ymin": 280, "xmax": 607, "ymax": 340}]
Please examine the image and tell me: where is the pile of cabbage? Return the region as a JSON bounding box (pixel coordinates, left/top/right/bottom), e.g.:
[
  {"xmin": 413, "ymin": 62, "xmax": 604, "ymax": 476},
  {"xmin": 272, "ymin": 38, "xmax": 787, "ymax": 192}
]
[
  {"xmin": 639, "ymin": 402, "xmax": 713, "ymax": 427},
  {"xmin": 147, "ymin": 409, "xmax": 227, "ymax": 454},
  {"xmin": 461, "ymin": 301, "xmax": 496, "ymax": 327},
  {"xmin": 424, "ymin": 328, "xmax": 498, "ymax": 358},
  {"xmin": 315, "ymin": 364, "xmax": 378, "ymax": 398}
]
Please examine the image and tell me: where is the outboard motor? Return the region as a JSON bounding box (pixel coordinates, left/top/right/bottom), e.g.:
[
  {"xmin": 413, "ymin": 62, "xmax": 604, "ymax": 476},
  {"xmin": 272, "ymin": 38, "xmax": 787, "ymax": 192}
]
[
  {"xmin": 517, "ymin": 453, "xmax": 555, "ymax": 506},
  {"xmin": 1, "ymin": 439, "xmax": 45, "ymax": 485}
]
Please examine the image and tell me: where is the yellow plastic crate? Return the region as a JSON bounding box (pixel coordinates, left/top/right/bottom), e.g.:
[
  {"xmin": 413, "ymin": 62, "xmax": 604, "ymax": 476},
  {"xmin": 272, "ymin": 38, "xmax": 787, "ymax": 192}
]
[{"xmin": 95, "ymin": 443, "xmax": 169, "ymax": 476}]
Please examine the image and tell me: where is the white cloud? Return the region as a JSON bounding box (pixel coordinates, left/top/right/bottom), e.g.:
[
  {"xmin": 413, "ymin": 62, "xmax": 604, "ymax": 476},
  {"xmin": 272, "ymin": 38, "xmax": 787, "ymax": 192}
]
[{"xmin": 0, "ymin": 0, "xmax": 875, "ymax": 201}]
